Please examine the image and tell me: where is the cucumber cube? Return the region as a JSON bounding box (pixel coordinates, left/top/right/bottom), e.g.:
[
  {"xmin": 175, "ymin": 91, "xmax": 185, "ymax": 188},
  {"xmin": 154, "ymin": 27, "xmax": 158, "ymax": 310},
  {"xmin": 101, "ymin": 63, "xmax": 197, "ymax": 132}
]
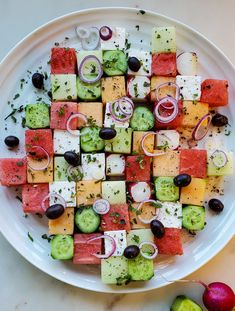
[
  {"xmin": 102, "ymin": 181, "xmax": 126, "ymax": 204},
  {"xmin": 51, "ymin": 74, "xmax": 77, "ymax": 101},
  {"xmin": 128, "ymin": 254, "xmax": 154, "ymax": 281},
  {"xmin": 155, "ymin": 177, "xmax": 180, "ymax": 202},
  {"xmin": 105, "ymin": 128, "xmax": 132, "ymax": 154},
  {"xmin": 77, "ymin": 77, "xmax": 101, "ymax": 101},
  {"xmin": 152, "ymin": 26, "xmax": 176, "ymax": 53},
  {"xmin": 54, "ymin": 157, "xmax": 69, "ymax": 181},
  {"xmin": 207, "ymin": 151, "xmax": 234, "ymax": 176},
  {"xmin": 25, "ymin": 103, "xmax": 50, "ymax": 129},
  {"xmin": 101, "ymin": 256, "xmax": 129, "ymax": 284}
]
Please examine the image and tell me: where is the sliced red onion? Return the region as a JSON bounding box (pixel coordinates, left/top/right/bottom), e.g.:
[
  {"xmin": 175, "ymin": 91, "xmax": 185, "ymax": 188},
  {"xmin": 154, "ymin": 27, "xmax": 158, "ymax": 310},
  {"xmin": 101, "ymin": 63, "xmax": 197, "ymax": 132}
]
[
  {"xmin": 156, "ymin": 82, "xmax": 180, "ymax": 102},
  {"xmin": 141, "ymin": 132, "xmax": 165, "ymax": 157},
  {"xmin": 41, "ymin": 193, "xmax": 66, "ymax": 212},
  {"xmin": 192, "ymin": 113, "xmax": 212, "ymax": 141},
  {"xmin": 93, "ymin": 199, "xmax": 110, "ymax": 215},
  {"xmin": 118, "ymin": 97, "xmax": 134, "ymax": 116},
  {"xmin": 76, "ymin": 26, "xmax": 90, "ymax": 39},
  {"xmin": 67, "ymin": 165, "xmax": 83, "ymax": 181},
  {"xmin": 99, "ymin": 26, "xmax": 112, "ymax": 40},
  {"xmin": 81, "ymin": 27, "xmax": 100, "ymax": 50},
  {"xmin": 137, "ymin": 199, "xmax": 160, "ymax": 224},
  {"xmin": 154, "ymin": 97, "xmax": 179, "ymax": 123},
  {"xmin": 87, "ymin": 234, "xmax": 116, "ymax": 259},
  {"xmin": 78, "ymin": 55, "xmax": 103, "ymax": 84},
  {"xmin": 27, "ymin": 146, "xmax": 51, "ymax": 171},
  {"xmin": 66, "ymin": 113, "xmax": 88, "ymax": 136},
  {"xmin": 109, "ymin": 99, "xmax": 133, "ymax": 122},
  {"xmin": 139, "ymin": 241, "xmax": 158, "ymax": 259},
  {"xmin": 211, "ymin": 150, "xmax": 228, "ymax": 168}
]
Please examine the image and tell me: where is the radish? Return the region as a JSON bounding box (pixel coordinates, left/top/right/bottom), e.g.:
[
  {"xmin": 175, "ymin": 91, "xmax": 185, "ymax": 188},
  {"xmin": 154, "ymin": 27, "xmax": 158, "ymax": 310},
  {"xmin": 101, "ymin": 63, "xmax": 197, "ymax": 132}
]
[
  {"xmin": 177, "ymin": 52, "xmax": 198, "ymax": 75},
  {"xmin": 156, "ymin": 130, "xmax": 180, "ymax": 150},
  {"xmin": 129, "ymin": 182, "xmax": 151, "ymax": 202}
]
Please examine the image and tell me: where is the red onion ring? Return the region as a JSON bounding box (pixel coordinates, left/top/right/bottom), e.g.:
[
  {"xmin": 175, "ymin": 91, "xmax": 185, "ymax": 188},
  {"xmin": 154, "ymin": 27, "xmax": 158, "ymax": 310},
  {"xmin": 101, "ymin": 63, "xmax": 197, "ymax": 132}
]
[
  {"xmin": 27, "ymin": 146, "xmax": 51, "ymax": 171},
  {"xmin": 99, "ymin": 26, "xmax": 112, "ymax": 40},
  {"xmin": 156, "ymin": 82, "xmax": 180, "ymax": 102},
  {"xmin": 66, "ymin": 113, "xmax": 88, "ymax": 136},
  {"xmin": 67, "ymin": 165, "xmax": 83, "ymax": 181},
  {"xmin": 141, "ymin": 132, "xmax": 165, "ymax": 157},
  {"xmin": 109, "ymin": 99, "xmax": 133, "ymax": 122},
  {"xmin": 139, "ymin": 241, "xmax": 158, "ymax": 259},
  {"xmin": 192, "ymin": 113, "xmax": 212, "ymax": 141},
  {"xmin": 81, "ymin": 27, "xmax": 100, "ymax": 50},
  {"xmin": 137, "ymin": 199, "xmax": 161, "ymax": 224},
  {"xmin": 154, "ymin": 97, "xmax": 179, "ymax": 123},
  {"xmin": 76, "ymin": 26, "xmax": 90, "ymax": 39},
  {"xmin": 93, "ymin": 199, "xmax": 110, "ymax": 215},
  {"xmin": 41, "ymin": 193, "xmax": 66, "ymax": 212},
  {"xmin": 87, "ymin": 234, "xmax": 116, "ymax": 259},
  {"xmin": 78, "ymin": 55, "xmax": 103, "ymax": 84},
  {"xmin": 118, "ymin": 97, "xmax": 134, "ymax": 116}
]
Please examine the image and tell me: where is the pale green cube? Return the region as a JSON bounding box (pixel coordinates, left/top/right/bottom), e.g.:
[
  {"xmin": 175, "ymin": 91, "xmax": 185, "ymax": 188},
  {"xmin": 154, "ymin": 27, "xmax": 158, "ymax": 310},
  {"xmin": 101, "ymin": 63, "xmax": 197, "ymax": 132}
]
[
  {"xmin": 152, "ymin": 26, "xmax": 176, "ymax": 53},
  {"xmin": 127, "ymin": 229, "xmax": 154, "ymax": 246},
  {"xmin": 102, "ymin": 181, "xmax": 126, "ymax": 204},
  {"xmin": 207, "ymin": 151, "xmax": 234, "ymax": 176},
  {"xmin": 54, "ymin": 157, "xmax": 69, "ymax": 181},
  {"xmin": 51, "ymin": 74, "xmax": 77, "ymax": 101},
  {"xmin": 105, "ymin": 128, "xmax": 132, "ymax": 154},
  {"xmin": 76, "ymin": 50, "xmax": 103, "ymax": 75},
  {"xmin": 101, "ymin": 256, "xmax": 129, "ymax": 284}
]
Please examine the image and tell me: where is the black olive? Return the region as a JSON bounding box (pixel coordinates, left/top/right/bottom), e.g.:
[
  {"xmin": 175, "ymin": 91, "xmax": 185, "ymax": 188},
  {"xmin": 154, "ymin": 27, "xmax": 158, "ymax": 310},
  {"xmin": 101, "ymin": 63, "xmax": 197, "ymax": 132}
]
[
  {"xmin": 150, "ymin": 219, "xmax": 165, "ymax": 238},
  {"xmin": 208, "ymin": 198, "xmax": 224, "ymax": 213},
  {"xmin": 4, "ymin": 135, "xmax": 19, "ymax": 148},
  {"xmin": 47, "ymin": 90, "xmax": 52, "ymax": 99},
  {"xmin": 99, "ymin": 127, "xmax": 117, "ymax": 140},
  {"xmin": 32, "ymin": 72, "xmax": 44, "ymax": 89},
  {"xmin": 124, "ymin": 245, "xmax": 140, "ymax": 259},
  {"xmin": 211, "ymin": 113, "xmax": 228, "ymax": 127},
  {"xmin": 174, "ymin": 174, "xmax": 192, "ymax": 187},
  {"xmin": 45, "ymin": 204, "xmax": 64, "ymax": 219},
  {"xmin": 64, "ymin": 151, "xmax": 80, "ymax": 166},
  {"xmin": 127, "ymin": 57, "xmax": 141, "ymax": 72}
]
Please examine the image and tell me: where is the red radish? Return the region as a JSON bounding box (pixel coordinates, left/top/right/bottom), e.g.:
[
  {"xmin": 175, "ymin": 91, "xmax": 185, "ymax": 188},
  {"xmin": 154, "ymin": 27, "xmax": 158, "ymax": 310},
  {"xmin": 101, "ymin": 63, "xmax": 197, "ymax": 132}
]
[
  {"xmin": 127, "ymin": 76, "xmax": 151, "ymax": 101},
  {"xmin": 156, "ymin": 130, "xmax": 180, "ymax": 150},
  {"xmin": 129, "ymin": 182, "xmax": 152, "ymax": 202},
  {"xmin": 177, "ymin": 52, "xmax": 198, "ymax": 75}
]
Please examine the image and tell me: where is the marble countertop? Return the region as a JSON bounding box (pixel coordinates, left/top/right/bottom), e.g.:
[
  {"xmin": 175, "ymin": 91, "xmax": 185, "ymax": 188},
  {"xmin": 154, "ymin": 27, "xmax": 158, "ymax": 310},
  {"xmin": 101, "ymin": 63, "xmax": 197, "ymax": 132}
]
[{"xmin": 0, "ymin": 1, "xmax": 235, "ymax": 310}]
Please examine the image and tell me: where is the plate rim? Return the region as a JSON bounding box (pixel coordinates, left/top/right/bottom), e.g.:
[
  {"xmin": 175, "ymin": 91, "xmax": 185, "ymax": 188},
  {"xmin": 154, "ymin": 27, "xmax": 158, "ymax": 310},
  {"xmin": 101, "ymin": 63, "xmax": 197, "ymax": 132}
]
[{"xmin": 0, "ymin": 6, "xmax": 235, "ymax": 293}]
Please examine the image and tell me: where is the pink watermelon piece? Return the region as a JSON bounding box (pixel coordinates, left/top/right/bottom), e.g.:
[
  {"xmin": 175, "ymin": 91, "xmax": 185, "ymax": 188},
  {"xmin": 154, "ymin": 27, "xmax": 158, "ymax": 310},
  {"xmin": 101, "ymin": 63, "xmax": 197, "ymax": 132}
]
[
  {"xmin": 51, "ymin": 48, "xmax": 77, "ymax": 74},
  {"xmin": 25, "ymin": 129, "xmax": 53, "ymax": 157},
  {"xmin": 0, "ymin": 158, "xmax": 27, "ymax": 186},
  {"xmin": 22, "ymin": 183, "xmax": 49, "ymax": 213},
  {"xmin": 201, "ymin": 79, "xmax": 228, "ymax": 107},
  {"xmin": 155, "ymin": 100, "xmax": 183, "ymax": 129},
  {"xmin": 125, "ymin": 156, "xmax": 151, "ymax": 182},
  {"xmin": 180, "ymin": 149, "xmax": 207, "ymax": 179},
  {"xmin": 101, "ymin": 204, "xmax": 131, "ymax": 231},
  {"xmin": 50, "ymin": 102, "xmax": 77, "ymax": 130},
  {"xmin": 154, "ymin": 228, "xmax": 183, "ymax": 255},
  {"xmin": 73, "ymin": 233, "xmax": 102, "ymax": 264},
  {"xmin": 152, "ymin": 53, "xmax": 177, "ymax": 77}
]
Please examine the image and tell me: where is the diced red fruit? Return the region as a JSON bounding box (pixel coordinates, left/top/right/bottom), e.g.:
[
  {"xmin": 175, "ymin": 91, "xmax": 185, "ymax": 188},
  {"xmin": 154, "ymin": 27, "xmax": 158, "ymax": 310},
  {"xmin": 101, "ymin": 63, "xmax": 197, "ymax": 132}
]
[
  {"xmin": 22, "ymin": 183, "xmax": 49, "ymax": 213},
  {"xmin": 0, "ymin": 158, "xmax": 27, "ymax": 186},
  {"xmin": 155, "ymin": 100, "xmax": 183, "ymax": 129},
  {"xmin": 125, "ymin": 156, "xmax": 151, "ymax": 182},
  {"xmin": 73, "ymin": 233, "xmax": 102, "ymax": 264},
  {"xmin": 201, "ymin": 79, "xmax": 228, "ymax": 107},
  {"xmin": 180, "ymin": 149, "xmax": 207, "ymax": 179},
  {"xmin": 25, "ymin": 129, "xmax": 53, "ymax": 158},
  {"xmin": 154, "ymin": 228, "xmax": 183, "ymax": 255},
  {"xmin": 101, "ymin": 204, "xmax": 131, "ymax": 231},
  {"xmin": 50, "ymin": 102, "xmax": 77, "ymax": 130},
  {"xmin": 152, "ymin": 53, "xmax": 177, "ymax": 77},
  {"xmin": 51, "ymin": 48, "xmax": 77, "ymax": 74}
]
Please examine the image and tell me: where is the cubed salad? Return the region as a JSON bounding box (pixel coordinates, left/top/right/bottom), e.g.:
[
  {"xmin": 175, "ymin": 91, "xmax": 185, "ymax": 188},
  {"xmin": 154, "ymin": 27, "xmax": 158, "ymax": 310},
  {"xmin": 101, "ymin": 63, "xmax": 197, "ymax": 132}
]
[{"xmin": 0, "ymin": 22, "xmax": 233, "ymax": 287}]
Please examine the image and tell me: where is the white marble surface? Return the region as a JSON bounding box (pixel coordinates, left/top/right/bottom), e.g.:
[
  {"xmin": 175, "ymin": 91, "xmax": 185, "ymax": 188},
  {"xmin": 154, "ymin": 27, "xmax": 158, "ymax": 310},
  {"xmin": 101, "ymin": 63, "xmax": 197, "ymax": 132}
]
[{"xmin": 0, "ymin": 0, "xmax": 235, "ymax": 310}]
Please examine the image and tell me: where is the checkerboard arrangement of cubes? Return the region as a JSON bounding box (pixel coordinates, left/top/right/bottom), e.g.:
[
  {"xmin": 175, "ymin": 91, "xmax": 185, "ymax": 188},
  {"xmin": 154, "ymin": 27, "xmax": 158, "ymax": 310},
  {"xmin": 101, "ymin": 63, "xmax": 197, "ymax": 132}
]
[{"xmin": 0, "ymin": 25, "xmax": 233, "ymax": 286}]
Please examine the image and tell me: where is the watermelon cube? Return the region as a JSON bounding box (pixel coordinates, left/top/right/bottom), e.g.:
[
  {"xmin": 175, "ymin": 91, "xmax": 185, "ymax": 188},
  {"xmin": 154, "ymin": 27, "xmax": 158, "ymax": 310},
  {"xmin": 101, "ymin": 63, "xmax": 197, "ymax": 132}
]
[
  {"xmin": 25, "ymin": 129, "xmax": 53, "ymax": 157},
  {"xmin": 180, "ymin": 149, "xmax": 207, "ymax": 179},
  {"xmin": 101, "ymin": 204, "xmax": 131, "ymax": 231},
  {"xmin": 0, "ymin": 158, "xmax": 27, "ymax": 186},
  {"xmin": 73, "ymin": 233, "xmax": 102, "ymax": 264},
  {"xmin": 125, "ymin": 155, "xmax": 151, "ymax": 182},
  {"xmin": 51, "ymin": 47, "xmax": 77, "ymax": 74},
  {"xmin": 154, "ymin": 228, "xmax": 183, "ymax": 255},
  {"xmin": 50, "ymin": 102, "xmax": 77, "ymax": 130},
  {"xmin": 201, "ymin": 79, "xmax": 228, "ymax": 107},
  {"xmin": 152, "ymin": 53, "xmax": 177, "ymax": 77},
  {"xmin": 155, "ymin": 100, "xmax": 183, "ymax": 129},
  {"xmin": 22, "ymin": 183, "xmax": 49, "ymax": 213}
]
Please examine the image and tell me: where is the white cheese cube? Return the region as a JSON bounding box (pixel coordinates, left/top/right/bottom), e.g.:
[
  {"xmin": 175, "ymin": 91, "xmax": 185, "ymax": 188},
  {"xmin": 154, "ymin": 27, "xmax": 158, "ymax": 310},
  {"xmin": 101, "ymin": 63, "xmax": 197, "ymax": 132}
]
[
  {"xmin": 53, "ymin": 130, "xmax": 80, "ymax": 155},
  {"xmin": 127, "ymin": 76, "xmax": 150, "ymax": 101},
  {"xmin": 102, "ymin": 181, "xmax": 126, "ymax": 204},
  {"xmin": 106, "ymin": 154, "xmax": 125, "ymax": 176},
  {"xmin": 101, "ymin": 27, "xmax": 126, "ymax": 50},
  {"xmin": 104, "ymin": 102, "xmax": 129, "ymax": 128},
  {"xmin": 127, "ymin": 49, "xmax": 152, "ymax": 76},
  {"xmin": 156, "ymin": 130, "xmax": 180, "ymax": 150},
  {"xmin": 49, "ymin": 181, "xmax": 76, "ymax": 207},
  {"xmin": 157, "ymin": 202, "xmax": 182, "ymax": 228},
  {"xmin": 104, "ymin": 230, "xmax": 127, "ymax": 256},
  {"xmin": 81, "ymin": 153, "xmax": 105, "ymax": 180},
  {"xmin": 176, "ymin": 75, "xmax": 202, "ymax": 100},
  {"xmin": 51, "ymin": 74, "xmax": 77, "ymax": 101}
]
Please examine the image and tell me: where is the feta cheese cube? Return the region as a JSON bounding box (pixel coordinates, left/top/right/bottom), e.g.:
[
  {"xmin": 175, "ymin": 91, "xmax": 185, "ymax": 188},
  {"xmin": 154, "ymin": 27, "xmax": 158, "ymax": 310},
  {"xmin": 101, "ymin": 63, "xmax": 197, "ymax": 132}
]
[
  {"xmin": 127, "ymin": 49, "xmax": 152, "ymax": 76},
  {"xmin": 53, "ymin": 130, "xmax": 80, "ymax": 155},
  {"xmin": 157, "ymin": 202, "xmax": 182, "ymax": 228},
  {"xmin": 51, "ymin": 74, "xmax": 77, "ymax": 101},
  {"xmin": 106, "ymin": 154, "xmax": 125, "ymax": 176},
  {"xmin": 101, "ymin": 27, "xmax": 126, "ymax": 50},
  {"xmin": 104, "ymin": 102, "xmax": 129, "ymax": 128},
  {"xmin": 156, "ymin": 130, "xmax": 180, "ymax": 150},
  {"xmin": 49, "ymin": 181, "xmax": 76, "ymax": 207},
  {"xmin": 102, "ymin": 181, "xmax": 126, "ymax": 204},
  {"xmin": 176, "ymin": 75, "xmax": 202, "ymax": 100},
  {"xmin": 104, "ymin": 230, "xmax": 127, "ymax": 256},
  {"xmin": 127, "ymin": 76, "xmax": 151, "ymax": 101},
  {"xmin": 81, "ymin": 153, "xmax": 105, "ymax": 180}
]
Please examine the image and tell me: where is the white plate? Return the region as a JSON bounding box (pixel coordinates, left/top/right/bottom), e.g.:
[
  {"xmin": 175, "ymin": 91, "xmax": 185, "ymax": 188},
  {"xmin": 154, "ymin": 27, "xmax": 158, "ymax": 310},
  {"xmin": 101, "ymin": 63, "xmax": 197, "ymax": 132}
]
[{"xmin": 0, "ymin": 7, "xmax": 234, "ymax": 293}]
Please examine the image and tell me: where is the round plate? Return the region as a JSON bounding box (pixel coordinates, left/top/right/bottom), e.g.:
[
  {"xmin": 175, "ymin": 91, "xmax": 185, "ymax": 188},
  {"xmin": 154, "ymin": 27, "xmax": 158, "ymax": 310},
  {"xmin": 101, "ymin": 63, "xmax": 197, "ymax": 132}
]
[{"xmin": 0, "ymin": 7, "xmax": 234, "ymax": 293}]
